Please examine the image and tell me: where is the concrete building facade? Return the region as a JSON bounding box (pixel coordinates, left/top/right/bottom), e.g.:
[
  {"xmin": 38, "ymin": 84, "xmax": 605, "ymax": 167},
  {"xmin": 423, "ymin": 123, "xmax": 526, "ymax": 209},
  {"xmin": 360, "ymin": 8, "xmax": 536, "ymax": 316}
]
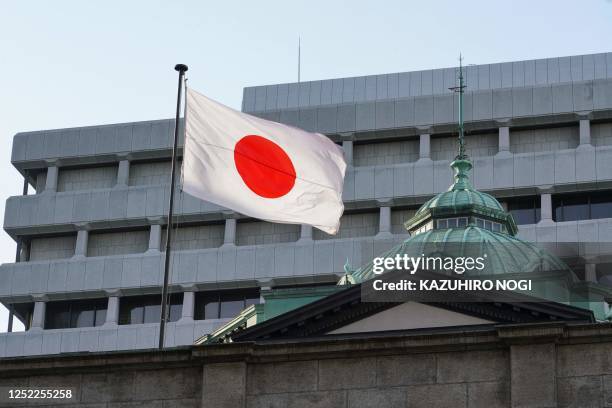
[{"xmin": 1, "ymin": 52, "xmax": 612, "ymax": 357}]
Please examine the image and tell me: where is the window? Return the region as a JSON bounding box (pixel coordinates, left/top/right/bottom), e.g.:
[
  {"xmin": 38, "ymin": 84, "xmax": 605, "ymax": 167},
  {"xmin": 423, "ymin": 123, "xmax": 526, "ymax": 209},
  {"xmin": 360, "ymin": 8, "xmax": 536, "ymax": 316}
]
[
  {"xmin": 45, "ymin": 299, "xmax": 107, "ymax": 329},
  {"xmin": 194, "ymin": 289, "xmax": 260, "ymax": 320},
  {"xmin": 435, "ymin": 217, "xmax": 468, "ymax": 229},
  {"xmin": 413, "ymin": 221, "xmax": 433, "ymax": 235},
  {"xmin": 474, "ymin": 217, "xmax": 504, "ymax": 233},
  {"xmin": 553, "ymin": 191, "xmax": 612, "ymax": 222},
  {"xmin": 506, "ymin": 197, "xmax": 541, "ymax": 225},
  {"xmin": 119, "ymin": 294, "xmax": 182, "ymax": 325}
]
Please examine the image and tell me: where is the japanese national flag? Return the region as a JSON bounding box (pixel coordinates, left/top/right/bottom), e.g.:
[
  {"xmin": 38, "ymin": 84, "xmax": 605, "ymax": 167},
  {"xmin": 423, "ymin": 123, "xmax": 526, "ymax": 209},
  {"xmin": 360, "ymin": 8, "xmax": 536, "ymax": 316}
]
[{"xmin": 182, "ymin": 88, "xmax": 347, "ymax": 234}]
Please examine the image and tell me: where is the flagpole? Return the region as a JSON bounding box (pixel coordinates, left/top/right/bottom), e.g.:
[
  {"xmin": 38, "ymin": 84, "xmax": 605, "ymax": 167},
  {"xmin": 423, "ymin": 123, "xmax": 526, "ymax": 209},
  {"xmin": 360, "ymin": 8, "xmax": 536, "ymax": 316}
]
[{"xmin": 159, "ymin": 63, "xmax": 188, "ymax": 350}]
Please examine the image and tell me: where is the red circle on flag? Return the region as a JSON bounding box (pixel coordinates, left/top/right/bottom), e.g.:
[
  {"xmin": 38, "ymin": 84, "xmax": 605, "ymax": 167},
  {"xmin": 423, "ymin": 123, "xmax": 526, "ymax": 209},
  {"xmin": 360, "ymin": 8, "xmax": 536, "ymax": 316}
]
[{"xmin": 234, "ymin": 135, "xmax": 296, "ymax": 198}]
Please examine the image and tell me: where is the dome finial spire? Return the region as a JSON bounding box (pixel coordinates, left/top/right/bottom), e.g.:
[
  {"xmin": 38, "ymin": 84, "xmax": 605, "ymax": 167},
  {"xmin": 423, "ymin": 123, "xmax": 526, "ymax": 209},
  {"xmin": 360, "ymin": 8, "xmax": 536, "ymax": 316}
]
[
  {"xmin": 448, "ymin": 54, "xmax": 473, "ymax": 191},
  {"xmin": 449, "ymin": 54, "xmax": 467, "ymax": 160}
]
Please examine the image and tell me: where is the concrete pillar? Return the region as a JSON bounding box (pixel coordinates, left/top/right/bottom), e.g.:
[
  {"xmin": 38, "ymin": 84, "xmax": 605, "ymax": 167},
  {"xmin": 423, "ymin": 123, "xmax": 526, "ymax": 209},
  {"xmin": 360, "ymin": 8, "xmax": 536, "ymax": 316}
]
[
  {"xmin": 116, "ymin": 159, "xmax": 130, "ymax": 187},
  {"xmin": 419, "ymin": 134, "xmax": 431, "ymax": 159},
  {"xmin": 342, "ymin": 140, "xmax": 353, "ymax": 165},
  {"xmin": 579, "ymin": 119, "xmax": 591, "ymax": 146},
  {"xmin": 223, "ymin": 218, "xmax": 236, "ymax": 246},
  {"xmin": 104, "ymin": 295, "xmax": 120, "ymax": 326},
  {"xmin": 19, "ymin": 241, "xmax": 30, "ymax": 262},
  {"xmin": 74, "ymin": 229, "xmax": 89, "ymax": 258},
  {"xmin": 45, "ymin": 165, "xmax": 58, "ymax": 193},
  {"xmin": 299, "ymin": 224, "xmax": 313, "ymax": 241},
  {"xmin": 499, "ymin": 126, "xmax": 510, "ymax": 152},
  {"xmin": 148, "ymin": 224, "xmax": 162, "ymax": 252},
  {"xmin": 259, "ymin": 285, "xmax": 272, "ymax": 304},
  {"xmin": 30, "ymin": 296, "xmax": 47, "ymax": 330},
  {"xmin": 539, "ymin": 193, "xmax": 554, "ymax": 224},
  {"xmin": 585, "ymin": 263, "xmax": 597, "ymax": 283},
  {"xmin": 376, "ymin": 206, "xmax": 393, "ymax": 238},
  {"xmin": 179, "ymin": 289, "xmax": 195, "ymax": 322}
]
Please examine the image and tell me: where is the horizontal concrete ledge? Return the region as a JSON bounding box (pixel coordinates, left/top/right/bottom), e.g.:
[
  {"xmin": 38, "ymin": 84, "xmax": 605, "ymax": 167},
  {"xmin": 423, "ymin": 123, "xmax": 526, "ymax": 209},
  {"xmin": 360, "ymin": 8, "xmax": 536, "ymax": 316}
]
[
  {"xmin": 3, "ymin": 217, "xmax": 612, "ymax": 301},
  {"xmin": 1, "ymin": 321, "xmax": 611, "ymax": 373},
  {"xmin": 11, "ymin": 78, "xmax": 612, "ymax": 170},
  {"xmin": 0, "ymin": 319, "xmax": 232, "ymax": 359},
  {"xmin": 6, "ymin": 145, "xmax": 612, "ymax": 237},
  {"xmin": 243, "ymin": 53, "xmax": 612, "ymax": 111},
  {"xmin": 0, "ymin": 235, "xmax": 408, "ymax": 302}
]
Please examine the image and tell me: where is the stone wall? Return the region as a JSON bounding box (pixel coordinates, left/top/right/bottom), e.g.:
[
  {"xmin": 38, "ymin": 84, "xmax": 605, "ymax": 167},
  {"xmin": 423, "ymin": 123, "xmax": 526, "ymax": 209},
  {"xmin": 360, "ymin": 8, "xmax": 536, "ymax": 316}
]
[{"xmin": 1, "ymin": 322, "xmax": 611, "ymax": 407}]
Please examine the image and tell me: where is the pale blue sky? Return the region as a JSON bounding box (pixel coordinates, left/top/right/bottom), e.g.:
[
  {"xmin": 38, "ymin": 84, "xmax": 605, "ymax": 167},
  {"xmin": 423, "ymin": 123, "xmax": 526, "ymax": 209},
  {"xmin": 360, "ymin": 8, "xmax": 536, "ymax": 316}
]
[{"xmin": 1, "ymin": 0, "xmax": 611, "ymax": 331}]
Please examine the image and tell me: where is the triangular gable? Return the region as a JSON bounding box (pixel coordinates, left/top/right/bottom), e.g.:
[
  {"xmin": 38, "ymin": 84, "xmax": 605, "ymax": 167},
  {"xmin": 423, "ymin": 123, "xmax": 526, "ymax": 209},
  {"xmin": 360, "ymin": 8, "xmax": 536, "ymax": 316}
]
[{"xmin": 327, "ymin": 301, "xmax": 493, "ymax": 335}]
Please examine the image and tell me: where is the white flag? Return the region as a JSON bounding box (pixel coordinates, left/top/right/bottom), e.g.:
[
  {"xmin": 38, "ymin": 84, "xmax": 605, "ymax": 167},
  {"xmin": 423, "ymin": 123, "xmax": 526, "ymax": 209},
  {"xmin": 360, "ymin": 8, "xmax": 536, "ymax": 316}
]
[{"xmin": 182, "ymin": 88, "xmax": 347, "ymax": 234}]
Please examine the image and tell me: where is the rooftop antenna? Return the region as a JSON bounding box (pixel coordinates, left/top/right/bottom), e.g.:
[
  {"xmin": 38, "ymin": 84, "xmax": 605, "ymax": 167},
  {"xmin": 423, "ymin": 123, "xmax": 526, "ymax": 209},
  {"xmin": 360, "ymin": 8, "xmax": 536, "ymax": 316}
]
[
  {"xmin": 297, "ymin": 37, "xmax": 301, "ymax": 83},
  {"xmin": 449, "ymin": 54, "xmax": 467, "ymax": 159}
]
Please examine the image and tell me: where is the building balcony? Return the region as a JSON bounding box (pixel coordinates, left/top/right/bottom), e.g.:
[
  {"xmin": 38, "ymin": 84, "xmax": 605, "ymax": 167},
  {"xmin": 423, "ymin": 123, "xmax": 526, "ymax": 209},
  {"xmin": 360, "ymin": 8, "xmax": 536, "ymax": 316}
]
[
  {"xmin": 0, "ymin": 320, "xmax": 231, "ymax": 358},
  {"xmin": 5, "ymin": 146, "xmax": 612, "ymax": 236}
]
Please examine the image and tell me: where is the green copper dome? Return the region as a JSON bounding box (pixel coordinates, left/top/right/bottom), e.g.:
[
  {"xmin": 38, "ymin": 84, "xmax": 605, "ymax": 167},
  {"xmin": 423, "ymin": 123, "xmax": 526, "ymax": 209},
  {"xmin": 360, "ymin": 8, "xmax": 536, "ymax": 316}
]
[
  {"xmin": 351, "ymin": 226, "xmax": 574, "ymax": 283},
  {"xmin": 405, "ymin": 158, "xmax": 518, "ymax": 236}
]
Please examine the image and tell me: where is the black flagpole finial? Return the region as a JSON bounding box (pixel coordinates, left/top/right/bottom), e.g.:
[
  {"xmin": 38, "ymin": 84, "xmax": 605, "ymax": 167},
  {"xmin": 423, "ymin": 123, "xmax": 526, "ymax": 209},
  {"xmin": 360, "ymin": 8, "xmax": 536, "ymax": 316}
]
[{"xmin": 175, "ymin": 64, "xmax": 188, "ymax": 72}]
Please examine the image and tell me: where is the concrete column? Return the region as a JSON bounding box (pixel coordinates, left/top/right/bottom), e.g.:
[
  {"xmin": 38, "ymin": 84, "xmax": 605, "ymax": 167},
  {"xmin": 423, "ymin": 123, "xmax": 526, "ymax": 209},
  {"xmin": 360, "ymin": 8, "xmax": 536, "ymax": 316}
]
[
  {"xmin": 498, "ymin": 126, "xmax": 510, "ymax": 152},
  {"xmin": 419, "ymin": 134, "xmax": 431, "ymax": 159},
  {"xmin": 116, "ymin": 159, "xmax": 130, "ymax": 187},
  {"xmin": 19, "ymin": 241, "xmax": 30, "ymax": 262},
  {"xmin": 223, "ymin": 218, "xmax": 236, "ymax": 246},
  {"xmin": 259, "ymin": 285, "xmax": 272, "ymax": 304},
  {"xmin": 585, "ymin": 263, "xmax": 597, "ymax": 283},
  {"xmin": 179, "ymin": 290, "xmax": 195, "ymax": 322},
  {"xmin": 148, "ymin": 224, "xmax": 162, "ymax": 252},
  {"xmin": 539, "ymin": 193, "xmax": 554, "ymax": 224},
  {"xmin": 376, "ymin": 206, "xmax": 393, "ymax": 238},
  {"xmin": 579, "ymin": 119, "xmax": 591, "ymax": 146},
  {"xmin": 104, "ymin": 295, "xmax": 120, "ymax": 326},
  {"xmin": 73, "ymin": 229, "xmax": 89, "ymax": 258},
  {"xmin": 44, "ymin": 165, "xmax": 58, "ymax": 193},
  {"xmin": 299, "ymin": 224, "xmax": 313, "ymax": 241},
  {"xmin": 30, "ymin": 297, "xmax": 47, "ymax": 330},
  {"xmin": 342, "ymin": 140, "xmax": 353, "ymax": 165}
]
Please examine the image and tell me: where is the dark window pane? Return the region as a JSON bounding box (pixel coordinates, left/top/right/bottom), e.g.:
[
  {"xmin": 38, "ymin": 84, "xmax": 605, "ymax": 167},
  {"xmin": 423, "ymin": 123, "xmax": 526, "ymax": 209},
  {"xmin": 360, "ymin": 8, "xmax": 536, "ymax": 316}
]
[
  {"xmin": 245, "ymin": 295, "xmax": 260, "ymax": 307},
  {"xmin": 168, "ymin": 293, "xmax": 183, "ymax": 322},
  {"xmin": 561, "ymin": 195, "xmax": 589, "ymax": 221},
  {"xmin": 73, "ymin": 309, "xmax": 95, "ymax": 328},
  {"xmin": 220, "ymin": 299, "xmax": 244, "ymax": 318},
  {"xmin": 195, "ymin": 293, "xmax": 220, "ymax": 320},
  {"xmin": 507, "ymin": 197, "xmax": 539, "ymax": 225},
  {"xmin": 130, "ymin": 306, "xmax": 144, "ymax": 325},
  {"xmin": 95, "ymin": 308, "xmax": 106, "ymax": 326},
  {"xmin": 590, "ymin": 192, "xmax": 612, "ymax": 219},
  {"xmin": 458, "ymin": 217, "xmax": 467, "ymax": 227},
  {"xmin": 45, "ymin": 302, "xmax": 71, "ymax": 329},
  {"xmin": 143, "ymin": 304, "xmax": 161, "ymax": 324}
]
